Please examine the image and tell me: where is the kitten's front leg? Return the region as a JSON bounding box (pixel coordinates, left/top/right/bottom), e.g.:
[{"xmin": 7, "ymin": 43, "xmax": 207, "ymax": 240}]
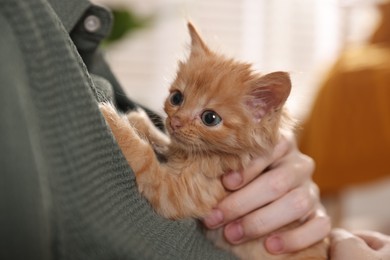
[
  {"xmin": 99, "ymin": 103, "xmax": 158, "ymax": 175},
  {"xmin": 126, "ymin": 109, "xmax": 170, "ymax": 154},
  {"xmin": 99, "ymin": 103, "xmax": 221, "ymax": 219}
]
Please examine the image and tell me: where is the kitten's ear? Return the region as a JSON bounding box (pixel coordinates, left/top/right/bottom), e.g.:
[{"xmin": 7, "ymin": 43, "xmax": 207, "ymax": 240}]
[
  {"xmin": 246, "ymin": 71, "xmax": 291, "ymax": 121},
  {"xmin": 187, "ymin": 22, "xmax": 211, "ymax": 56}
]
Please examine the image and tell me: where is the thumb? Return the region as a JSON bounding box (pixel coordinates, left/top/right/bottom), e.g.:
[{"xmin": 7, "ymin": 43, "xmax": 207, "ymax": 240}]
[
  {"xmin": 353, "ymin": 230, "xmax": 389, "ymax": 251},
  {"xmin": 330, "ymin": 229, "xmax": 375, "ymax": 260}
]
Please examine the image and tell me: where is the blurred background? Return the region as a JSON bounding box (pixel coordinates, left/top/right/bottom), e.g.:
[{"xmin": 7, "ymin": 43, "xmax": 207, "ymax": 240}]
[{"xmin": 92, "ymin": 0, "xmax": 390, "ymax": 234}]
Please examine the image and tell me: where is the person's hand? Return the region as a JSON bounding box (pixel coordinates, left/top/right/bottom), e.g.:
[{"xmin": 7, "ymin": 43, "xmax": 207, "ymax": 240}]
[
  {"xmin": 330, "ymin": 228, "xmax": 390, "ymax": 260},
  {"xmin": 203, "ymin": 131, "xmax": 330, "ymax": 254}
]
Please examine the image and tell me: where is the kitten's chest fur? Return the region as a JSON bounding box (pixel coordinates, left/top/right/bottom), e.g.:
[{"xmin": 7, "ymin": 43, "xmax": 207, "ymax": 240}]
[
  {"xmin": 165, "ymin": 145, "xmax": 249, "ymax": 178},
  {"xmin": 145, "ymin": 144, "xmax": 251, "ymax": 220}
]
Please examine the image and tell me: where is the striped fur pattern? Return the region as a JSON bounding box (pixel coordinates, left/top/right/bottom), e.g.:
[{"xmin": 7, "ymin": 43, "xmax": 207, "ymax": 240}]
[{"xmin": 99, "ymin": 23, "xmax": 327, "ymax": 259}]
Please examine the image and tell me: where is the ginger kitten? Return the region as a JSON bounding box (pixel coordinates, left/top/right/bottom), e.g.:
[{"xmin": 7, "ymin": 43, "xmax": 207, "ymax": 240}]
[{"xmin": 100, "ymin": 23, "xmax": 328, "ymax": 259}]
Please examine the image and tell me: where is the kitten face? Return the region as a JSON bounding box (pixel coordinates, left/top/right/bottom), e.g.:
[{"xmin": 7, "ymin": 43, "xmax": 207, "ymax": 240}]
[
  {"xmin": 163, "ymin": 23, "xmax": 291, "ymax": 154},
  {"xmin": 164, "ymin": 54, "xmax": 255, "ymax": 153}
]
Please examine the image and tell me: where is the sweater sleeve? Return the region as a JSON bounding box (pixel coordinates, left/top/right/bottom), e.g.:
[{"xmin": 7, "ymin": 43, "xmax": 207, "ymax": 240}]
[
  {"xmin": 0, "ymin": 1, "xmax": 235, "ymax": 259},
  {"xmin": 0, "ymin": 11, "xmax": 51, "ymax": 260}
]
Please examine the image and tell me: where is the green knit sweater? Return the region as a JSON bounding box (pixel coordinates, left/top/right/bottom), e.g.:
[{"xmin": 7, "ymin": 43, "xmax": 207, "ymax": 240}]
[{"xmin": 0, "ymin": 0, "xmax": 235, "ymax": 259}]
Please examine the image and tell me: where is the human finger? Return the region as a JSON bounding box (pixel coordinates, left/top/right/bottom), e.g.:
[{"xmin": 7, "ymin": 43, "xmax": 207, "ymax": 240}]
[
  {"xmin": 223, "ymin": 185, "xmax": 316, "ymax": 244},
  {"xmin": 353, "ymin": 230, "xmax": 390, "ymax": 250},
  {"xmin": 204, "ymin": 164, "xmax": 308, "ymax": 229},
  {"xmin": 222, "ymin": 134, "xmax": 290, "ymax": 190},
  {"xmin": 265, "ymin": 210, "xmax": 331, "ymax": 254},
  {"xmin": 330, "ymin": 229, "xmax": 378, "ymax": 260}
]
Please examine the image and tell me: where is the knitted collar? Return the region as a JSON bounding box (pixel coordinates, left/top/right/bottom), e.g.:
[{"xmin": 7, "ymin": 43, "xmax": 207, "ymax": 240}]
[{"xmin": 47, "ymin": 0, "xmax": 91, "ymax": 32}]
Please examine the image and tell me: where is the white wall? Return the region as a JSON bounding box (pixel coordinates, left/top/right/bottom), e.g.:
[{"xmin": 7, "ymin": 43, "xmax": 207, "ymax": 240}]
[{"xmin": 93, "ymin": 0, "xmax": 378, "ymax": 119}]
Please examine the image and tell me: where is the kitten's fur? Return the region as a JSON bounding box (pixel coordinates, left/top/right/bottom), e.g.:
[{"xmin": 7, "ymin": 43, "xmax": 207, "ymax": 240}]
[{"xmin": 100, "ymin": 23, "xmax": 328, "ymax": 259}]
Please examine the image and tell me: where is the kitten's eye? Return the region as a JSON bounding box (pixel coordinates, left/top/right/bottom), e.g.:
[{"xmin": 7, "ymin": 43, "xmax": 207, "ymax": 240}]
[
  {"xmin": 201, "ymin": 110, "xmax": 222, "ymax": 126},
  {"xmin": 170, "ymin": 91, "xmax": 184, "ymax": 106}
]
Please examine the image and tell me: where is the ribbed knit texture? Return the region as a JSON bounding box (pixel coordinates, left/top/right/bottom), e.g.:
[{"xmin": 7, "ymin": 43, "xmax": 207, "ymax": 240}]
[{"xmin": 0, "ymin": 0, "xmax": 235, "ymax": 259}]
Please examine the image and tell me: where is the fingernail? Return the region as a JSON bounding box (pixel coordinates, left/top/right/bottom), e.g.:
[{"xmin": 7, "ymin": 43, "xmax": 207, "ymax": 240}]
[
  {"xmin": 223, "ymin": 171, "xmax": 242, "ymax": 188},
  {"xmin": 204, "ymin": 209, "xmax": 224, "ymax": 228},
  {"xmin": 225, "ymin": 222, "xmax": 244, "ymax": 243},
  {"xmin": 266, "ymin": 235, "xmax": 284, "ymax": 253}
]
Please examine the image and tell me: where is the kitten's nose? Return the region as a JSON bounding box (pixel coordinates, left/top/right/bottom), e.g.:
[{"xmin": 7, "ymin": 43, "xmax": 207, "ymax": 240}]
[{"xmin": 170, "ymin": 116, "xmax": 182, "ymax": 131}]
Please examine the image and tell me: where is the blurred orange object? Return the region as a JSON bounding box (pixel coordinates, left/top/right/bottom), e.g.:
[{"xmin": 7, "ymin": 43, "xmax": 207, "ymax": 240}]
[{"xmin": 299, "ymin": 2, "xmax": 390, "ymax": 195}]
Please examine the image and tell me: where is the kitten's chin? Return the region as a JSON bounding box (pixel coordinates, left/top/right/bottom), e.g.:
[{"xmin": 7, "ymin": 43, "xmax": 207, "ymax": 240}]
[
  {"xmin": 167, "ymin": 130, "xmax": 185, "ymax": 145},
  {"xmin": 166, "ymin": 128, "xmax": 192, "ymax": 150}
]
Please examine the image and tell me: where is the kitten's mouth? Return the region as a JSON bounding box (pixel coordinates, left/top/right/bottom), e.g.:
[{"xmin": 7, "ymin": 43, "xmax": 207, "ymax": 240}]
[
  {"xmin": 167, "ymin": 127, "xmax": 180, "ymax": 140},
  {"xmin": 166, "ymin": 125, "xmax": 186, "ymax": 144},
  {"xmin": 165, "ymin": 119, "xmax": 176, "ymax": 135},
  {"xmin": 165, "ymin": 118, "xmax": 190, "ymax": 146}
]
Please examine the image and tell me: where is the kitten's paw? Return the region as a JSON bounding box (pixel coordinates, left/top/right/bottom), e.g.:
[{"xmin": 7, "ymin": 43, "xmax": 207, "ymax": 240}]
[
  {"xmin": 126, "ymin": 109, "xmax": 150, "ymax": 129},
  {"xmin": 99, "ymin": 102, "xmax": 123, "ymax": 127},
  {"xmin": 99, "ymin": 102, "xmax": 116, "ymax": 116},
  {"xmin": 127, "ymin": 108, "xmax": 170, "ymax": 150}
]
